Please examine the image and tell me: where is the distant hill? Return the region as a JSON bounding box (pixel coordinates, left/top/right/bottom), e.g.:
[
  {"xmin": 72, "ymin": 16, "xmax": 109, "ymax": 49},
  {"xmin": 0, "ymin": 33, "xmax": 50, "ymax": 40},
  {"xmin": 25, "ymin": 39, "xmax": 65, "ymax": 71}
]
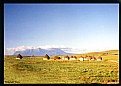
[
  {"xmin": 73, "ymin": 50, "xmax": 119, "ymax": 57},
  {"xmin": 85, "ymin": 50, "xmax": 118, "ymax": 55},
  {"xmin": 13, "ymin": 48, "xmax": 70, "ymax": 56}
]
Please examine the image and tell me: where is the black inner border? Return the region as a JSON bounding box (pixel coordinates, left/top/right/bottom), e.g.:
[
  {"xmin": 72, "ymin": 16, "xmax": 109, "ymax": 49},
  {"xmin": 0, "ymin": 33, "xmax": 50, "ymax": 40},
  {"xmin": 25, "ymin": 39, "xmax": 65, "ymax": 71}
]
[{"xmin": 1, "ymin": 0, "xmax": 120, "ymax": 85}]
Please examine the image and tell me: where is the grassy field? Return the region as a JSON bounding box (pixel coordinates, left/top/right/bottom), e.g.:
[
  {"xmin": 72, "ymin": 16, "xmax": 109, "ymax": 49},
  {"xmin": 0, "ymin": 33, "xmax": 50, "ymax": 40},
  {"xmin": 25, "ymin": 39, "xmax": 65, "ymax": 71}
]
[{"xmin": 4, "ymin": 50, "xmax": 119, "ymax": 84}]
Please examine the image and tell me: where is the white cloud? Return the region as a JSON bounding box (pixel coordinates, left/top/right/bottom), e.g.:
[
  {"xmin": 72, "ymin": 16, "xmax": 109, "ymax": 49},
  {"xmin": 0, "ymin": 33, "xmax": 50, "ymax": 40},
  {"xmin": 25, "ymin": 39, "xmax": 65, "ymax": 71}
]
[
  {"xmin": 5, "ymin": 46, "xmax": 33, "ymax": 55},
  {"xmin": 4, "ymin": 44, "xmax": 119, "ymax": 55},
  {"xmin": 36, "ymin": 45, "xmax": 68, "ymax": 49},
  {"xmin": 4, "ymin": 45, "xmax": 68, "ymax": 54},
  {"xmin": 14, "ymin": 46, "xmax": 33, "ymax": 51}
]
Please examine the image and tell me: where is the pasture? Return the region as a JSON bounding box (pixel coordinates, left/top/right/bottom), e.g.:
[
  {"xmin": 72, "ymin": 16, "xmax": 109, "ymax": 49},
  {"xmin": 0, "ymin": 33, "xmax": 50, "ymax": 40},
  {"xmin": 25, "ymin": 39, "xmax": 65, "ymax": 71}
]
[{"xmin": 4, "ymin": 50, "xmax": 119, "ymax": 84}]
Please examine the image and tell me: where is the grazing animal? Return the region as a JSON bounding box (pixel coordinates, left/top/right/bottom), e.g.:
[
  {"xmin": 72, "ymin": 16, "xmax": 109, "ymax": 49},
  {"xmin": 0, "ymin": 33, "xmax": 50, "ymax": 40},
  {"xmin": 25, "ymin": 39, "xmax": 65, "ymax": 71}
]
[{"xmin": 16, "ymin": 54, "xmax": 23, "ymax": 59}]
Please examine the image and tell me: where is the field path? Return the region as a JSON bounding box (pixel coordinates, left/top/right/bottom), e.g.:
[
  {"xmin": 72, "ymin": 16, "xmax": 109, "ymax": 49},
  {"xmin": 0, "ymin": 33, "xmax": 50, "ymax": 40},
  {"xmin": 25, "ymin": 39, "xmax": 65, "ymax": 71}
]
[{"xmin": 107, "ymin": 60, "xmax": 118, "ymax": 63}]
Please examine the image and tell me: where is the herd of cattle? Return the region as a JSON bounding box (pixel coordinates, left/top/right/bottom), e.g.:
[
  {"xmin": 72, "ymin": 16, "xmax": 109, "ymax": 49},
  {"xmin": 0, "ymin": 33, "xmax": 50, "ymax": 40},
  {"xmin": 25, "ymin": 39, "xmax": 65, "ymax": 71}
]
[{"xmin": 43, "ymin": 54, "xmax": 103, "ymax": 61}]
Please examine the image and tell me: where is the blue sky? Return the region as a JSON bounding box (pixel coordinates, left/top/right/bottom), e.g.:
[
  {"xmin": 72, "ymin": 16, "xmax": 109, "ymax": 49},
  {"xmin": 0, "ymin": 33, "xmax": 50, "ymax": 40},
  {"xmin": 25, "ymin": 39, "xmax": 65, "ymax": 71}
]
[{"xmin": 4, "ymin": 4, "xmax": 119, "ymax": 52}]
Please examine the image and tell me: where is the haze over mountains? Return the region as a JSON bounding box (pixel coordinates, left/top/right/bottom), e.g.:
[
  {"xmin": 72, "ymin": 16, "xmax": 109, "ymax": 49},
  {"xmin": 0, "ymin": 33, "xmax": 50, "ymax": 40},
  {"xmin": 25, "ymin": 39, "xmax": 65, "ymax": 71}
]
[
  {"xmin": 5, "ymin": 46, "xmax": 118, "ymax": 56},
  {"xmin": 5, "ymin": 46, "xmax": 74, "ymax": 56},
  {"xmin": 13, "ymin": 48, "xmax": 70, "ymax": 56}
]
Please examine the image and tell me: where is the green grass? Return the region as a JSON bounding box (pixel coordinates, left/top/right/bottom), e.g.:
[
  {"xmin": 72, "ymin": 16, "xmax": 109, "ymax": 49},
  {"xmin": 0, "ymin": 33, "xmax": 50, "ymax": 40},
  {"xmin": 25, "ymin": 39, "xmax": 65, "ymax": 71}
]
[{"xmin": 4, "ymin": 50, "xmax": 119, "ymax": 84}]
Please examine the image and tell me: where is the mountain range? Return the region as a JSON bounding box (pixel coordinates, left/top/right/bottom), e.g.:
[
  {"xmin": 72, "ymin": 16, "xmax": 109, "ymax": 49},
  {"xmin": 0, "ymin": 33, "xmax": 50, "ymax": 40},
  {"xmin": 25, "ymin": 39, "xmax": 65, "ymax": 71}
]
[
  {"xmin": 13, "ymin": 48, "xmax": 71, "ymax": 56},
  {"xmin": 5, "ymin": 46, "xmax": 115, "ymax": 56}
]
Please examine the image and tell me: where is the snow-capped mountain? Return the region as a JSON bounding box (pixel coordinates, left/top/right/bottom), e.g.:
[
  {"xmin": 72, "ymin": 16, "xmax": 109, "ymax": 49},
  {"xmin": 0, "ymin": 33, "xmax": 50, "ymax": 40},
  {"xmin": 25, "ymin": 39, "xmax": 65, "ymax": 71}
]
[
  {"xmin": 13, "ymin": 48, "xmax": 70, "ymax": 56},
  {"xmin": 5, "ymin": 45, "xmax": 118, "ymax": 56}
]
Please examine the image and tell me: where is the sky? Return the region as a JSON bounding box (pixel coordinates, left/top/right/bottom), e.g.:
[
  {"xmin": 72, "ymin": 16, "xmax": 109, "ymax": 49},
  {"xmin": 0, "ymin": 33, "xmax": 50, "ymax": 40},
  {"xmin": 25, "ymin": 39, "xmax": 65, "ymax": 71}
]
[{"xmin": 4, "ymin": 4, "xmax": 119, "ymax": 53}]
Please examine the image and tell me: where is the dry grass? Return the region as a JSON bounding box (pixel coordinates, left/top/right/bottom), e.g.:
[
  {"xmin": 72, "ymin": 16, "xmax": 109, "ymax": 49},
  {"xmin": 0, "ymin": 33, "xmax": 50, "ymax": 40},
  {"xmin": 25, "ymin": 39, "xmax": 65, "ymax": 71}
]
[{"xmin": 4, "ymin": 50, "xmax": 119, "ymax": 84}]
